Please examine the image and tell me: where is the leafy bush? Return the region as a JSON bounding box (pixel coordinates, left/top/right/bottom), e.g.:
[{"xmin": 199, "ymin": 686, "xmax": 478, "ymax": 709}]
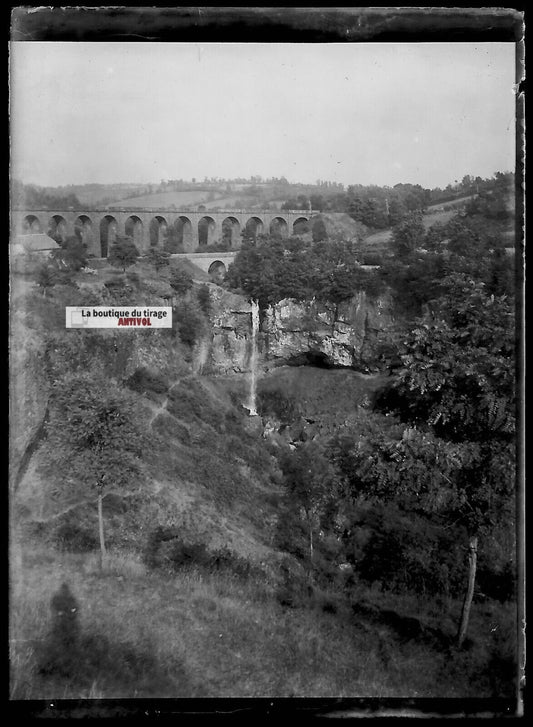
[
  {"xmin": 163, "ymin": 227, "xmax": 185, "ymax": 254},
  {"xmin": 166, "ymin": 379, "xmax": 221, "ymax": 430},
  {"xmin": 197, "ymin": 285, "xmax": 211, "ymax": 317},
  {"xmin": 52, "ymin": 235, "xmax": 88, "ymax": 271},
  {"xmin": 126, "ymin": 270, "xmax": 141, "ymax": 287},
  {"xmin": 169, "ymin": 267, "xmax": 193, "ymax": 297},
  {"xmin": 146, "ymin": 247, "xmax": 171, "ymax": 272},
  {"xmin": 390, "ymin": 211, "xmax": 426, "ymax": 259},
  {"xmin": 102, "ymin": 274, "xmax": 138, "ymax": 304},
  {"xmin": 258, "ymin": 388, "xmax": 301, "ymax": 423},
  {"xmin": 476, "ymin": 560, "xmax": 516, "ymax": 603},
  {"xmin": 126, "ymin": 367, "xmax": 169, "ymax": 395},
  {"xmin": 227, "ymin": 236, "xmax": 383, "ymax": 308},
  {"xmin": 361, "ymin": 251, "xmax": 384, "ymax": 266},
  {"xmin": 195, "ymin": 242, "xmax": 230, "ymax": 253},
  {"xmin": 51, "ymin": 517, "xmax": 99, "ymax": 552},
  {"xmin": 35, "ymin": 263, "xmax": 58, "ymax": 296},
  {"xmin": 344, "ymin": 505, "xmax": 466, "ymax": 598},
  {"xmin": 108, "ymin": 236, "xmax": 139, "ymax": 271},
  {"xmin": 143, "ymin": 529, "xmax": 255, "ymax": 579},
  {"xmin": 173, "ymin": 303, "xmax": 206, "ymax": 347}
]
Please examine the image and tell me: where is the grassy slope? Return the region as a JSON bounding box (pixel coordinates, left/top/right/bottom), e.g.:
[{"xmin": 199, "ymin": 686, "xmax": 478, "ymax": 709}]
[
  {"xmin": 12, "ymin": 537, "xmax": 514, "ymax": 699},
  {"xmin": 362, "ymin": 207, "xmax": 459, "ymax": 249},
  {"xmin": 111, "ymin": 190, "xmax": 212, "ymax": 209}
]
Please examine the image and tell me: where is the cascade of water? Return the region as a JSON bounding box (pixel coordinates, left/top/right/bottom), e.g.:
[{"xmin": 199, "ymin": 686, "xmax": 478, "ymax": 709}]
[{"xmin": 247, "ymin": 299, "xmax": 260, "ymax": 416}]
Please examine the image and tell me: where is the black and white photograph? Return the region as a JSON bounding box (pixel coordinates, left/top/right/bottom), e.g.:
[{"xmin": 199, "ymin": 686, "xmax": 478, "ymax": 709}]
[{"xmin": 8, "ymin": 7, "xmax": 524, "ymax": 718}]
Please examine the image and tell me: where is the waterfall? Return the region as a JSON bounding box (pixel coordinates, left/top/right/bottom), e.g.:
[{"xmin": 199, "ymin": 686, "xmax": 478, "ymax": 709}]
[{"xmin": 247, "ymin": 299, "xmax": 260, "ymax": 416}]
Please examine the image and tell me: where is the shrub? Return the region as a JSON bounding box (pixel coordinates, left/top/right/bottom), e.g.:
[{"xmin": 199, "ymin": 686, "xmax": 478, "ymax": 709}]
[
  {"xmin": 346, "ymin": 505, "xmax": 465, "ymax": 598},
  {"xmin": 143, "ymin": 530, "xmax": 255, "ymax": 580},
  {"xmin": 103, "ymin": 274, "xmax": 127, "ymax": 291},
  {"xmin": 258, "ymin": 388, "xmax": 301, "ymax": 423},
  {"xmin": 197, "ymin": 285, "xmax": 211, "ymax": 317},
  {"xmin": 476, "ymin": 560, "xmax": 516, "ymax": 603},
  {"xmin": 361, "ymin": 251, "xmax": 384, "ymax": 266},
  {"xmin": 126, "ymin": 367, "xmax": 169, "ymax": 395},
  {"xmin": 275, "ymin": 559, "xmax": 313, "ymax": 608},
  {"xmin": 52, "ymin": 517, "xmax": 99, "ymax": 552},
  {"xmin": 126, "ymin": 270, "xmax": 141, "ymax": 287},
  {"xmin": 35, "ymin": 263, "xmax": 58, "ymax": 296},
  {"xmin": 102, "ymin": 276, "xmax": 136, "ymax": 304},
  {"xmin": 173, "ymin": 303, "xmax": 207, "ymax": 347},
  {"xmin": 146, "ymin": 247, "xmax": 171, "ymax": 272},
  {"xmin": 52, "ymin": 235, "xmax": 88, "ymax": 271},
  {"xmin": 170, "ymin": 267, "xmax": 194, "ymax": 297},
  {"xmin": 108, "ymin": 236, "xmax": 139, "ymax": 271},
  {"xmin": 163, "ymin": 227, "xmax": 185, "ymax": 254}
]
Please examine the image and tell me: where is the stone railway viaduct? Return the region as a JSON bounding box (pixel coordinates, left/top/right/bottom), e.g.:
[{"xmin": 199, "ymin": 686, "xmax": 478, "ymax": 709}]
[{"xmin": 13, "ymin": 207, "xmax": 316, "ymax": 259}]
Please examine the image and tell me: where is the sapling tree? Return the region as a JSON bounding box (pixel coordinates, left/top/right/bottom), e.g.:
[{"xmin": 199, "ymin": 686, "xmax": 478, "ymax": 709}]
[
  {"xmin": 279, "ymin": 443, "xmax": 338, "ymax": 574},
  {"xmin": 36, "ymin": 263, "xmax": 58, "ymax": 297},
  {"xmin": 40, "ymin": 373, "xmax": 147, "ymax": 568}
]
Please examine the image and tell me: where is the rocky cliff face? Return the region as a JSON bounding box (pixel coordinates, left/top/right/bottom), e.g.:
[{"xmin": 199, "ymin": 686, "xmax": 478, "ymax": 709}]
[
  {"xmin": 200, "ymin": 286, "xmax": 254, "ymax": 374},
  {"xmin": 201, "ymin": 286, "xmax": 396, "ymax": 373},
  {"xmin": 262, "ymin": 293, "xmax": 395, "ymax": 370}
]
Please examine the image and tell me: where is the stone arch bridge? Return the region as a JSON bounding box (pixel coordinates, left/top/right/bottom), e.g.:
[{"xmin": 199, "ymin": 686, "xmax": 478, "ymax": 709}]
[{"xmin": 12, "ymin": 208, "xmax": 316, "ymax": 261}]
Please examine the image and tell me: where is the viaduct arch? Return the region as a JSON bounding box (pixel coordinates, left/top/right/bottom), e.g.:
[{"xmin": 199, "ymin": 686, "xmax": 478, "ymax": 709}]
[{"xmin": 12, "ymin": 207, "xmax": 317, "ymax": 258}]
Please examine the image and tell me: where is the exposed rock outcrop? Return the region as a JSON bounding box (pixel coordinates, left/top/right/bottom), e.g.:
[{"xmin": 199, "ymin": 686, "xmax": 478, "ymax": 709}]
[
  {"xmin": 199, "ymin": 285, "xmax": 397, "ymax": 373},
  {"xmin": 262, "ymin": 293, "xmax": 396, "ymax": 370}
]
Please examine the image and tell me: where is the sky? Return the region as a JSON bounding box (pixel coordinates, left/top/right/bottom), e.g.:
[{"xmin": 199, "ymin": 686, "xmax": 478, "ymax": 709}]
[{"xmin": 10, "ymin": 42, "xmax": 517, "ymax": 190}]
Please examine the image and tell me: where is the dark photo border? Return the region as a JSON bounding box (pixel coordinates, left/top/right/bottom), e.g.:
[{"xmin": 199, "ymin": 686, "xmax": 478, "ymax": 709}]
[{"xmin": 8, "ymin": 5, "xmax": 525, "ymax": 721}]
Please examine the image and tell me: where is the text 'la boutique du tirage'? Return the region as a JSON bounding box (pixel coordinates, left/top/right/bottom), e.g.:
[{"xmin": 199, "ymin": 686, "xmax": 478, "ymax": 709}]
[{"xmin": 65, "ymin": 307, "xmax": 173, "ymax": 328}]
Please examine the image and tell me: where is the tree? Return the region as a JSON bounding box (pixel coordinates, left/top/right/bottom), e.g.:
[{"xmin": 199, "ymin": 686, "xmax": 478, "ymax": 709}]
[
  {"xmin": 52, "ymin": 235, "xmax": 88, "ymax": 271},
  {"xmin": 41, "ymin": 373, "xmax": 147, "ymax": 568},
  {"xmin": 227, "ymin": 236, "xmax": 380, "ymax": 309},
  {"xmin": 163, "ymin": 227, "xmax": 184, "ymax": 254},
  {"xmin": 312, "ymin": 218, "xmax": 328, "ymax": 242},
  {"xmin": 169, "ymin": 266, "xmax": 193, "ymax": 297},
  {"xmin": 146, "ymin": 247, "xmax": 170, "ymax": 273},
  {"xmin": 373, "ymin": 274, "xmax": 516, "ymax": 644},
  {"xmin": 108, "ymin": 236, "xmax": 139, "ymax": 272},
  {"xmin": 197, "ymin": 284, "xmax": 211, "ymax": 317},
  {"xmin": 390, "ymin": 212, "xmax": 426, "ymax": 259},
  {"xmin": 36, "ymin": 263, "xmax": 58, "ymax": 296},
  {"xmin": 279, "ymin": 444, "xmax": 337, "ymax": 574},
  {"xmin": 173, "ymin": 303, "xmax": 206, "ymax": 347}
]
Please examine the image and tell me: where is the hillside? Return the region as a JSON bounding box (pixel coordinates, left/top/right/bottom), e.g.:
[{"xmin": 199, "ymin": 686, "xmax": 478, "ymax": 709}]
[
  {"xmin": 362, "ymin": 206, "xmax": 463, "ymax": 250},
  {"xmin": 9, "ymin": 237, "xmax": 517, "ymax": 702},
  {"xmin": 108, "ymin": 189, "xmax": 215, "ymax": 209}
]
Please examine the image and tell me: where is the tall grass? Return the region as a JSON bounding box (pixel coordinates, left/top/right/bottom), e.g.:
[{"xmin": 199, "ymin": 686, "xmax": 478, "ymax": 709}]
[{"xmin": 10, "ymin": 543, "xmax": 516, "ymax": 700}]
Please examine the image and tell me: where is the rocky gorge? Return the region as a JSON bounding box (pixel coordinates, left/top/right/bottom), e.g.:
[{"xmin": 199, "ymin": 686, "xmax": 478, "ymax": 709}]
[{"xmin": 204, "ymin": 284, "xmax": 398, "ymax": 374}]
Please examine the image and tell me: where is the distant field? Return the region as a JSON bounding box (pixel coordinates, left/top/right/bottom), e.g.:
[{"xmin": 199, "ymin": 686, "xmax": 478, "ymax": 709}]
[
  {"xmin": 110, "ymin": 190, "xmax": 212, "ymax": 209},
  {"xmin": 363, "ymin": 205, "xmax": 461, "ymax": 248},
  {"xmin": 202, "ymin": 196, "xmax": 256, "ymax": 210},
  {"xmin": 422, "ymin": 209, "xmax": 457, "ymax": 228},
  {"xmin": 426, "ymin": 195, "xmax": 475, "ymax": 211},
  {"xmin": 362, "ymin": 228, "xmax": 393, "ymax": 246}
]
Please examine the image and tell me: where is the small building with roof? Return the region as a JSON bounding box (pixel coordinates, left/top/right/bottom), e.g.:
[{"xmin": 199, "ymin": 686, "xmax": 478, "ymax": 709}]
[{"xmin": 10, "ymin": 233, "xmax": 62, "ymax": 273}]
